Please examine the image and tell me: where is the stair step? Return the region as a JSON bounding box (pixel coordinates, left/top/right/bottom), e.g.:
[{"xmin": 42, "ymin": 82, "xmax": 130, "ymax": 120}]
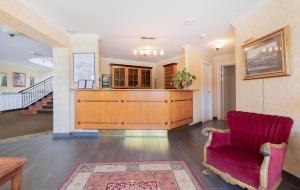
[
  {"xmin": 47, "ymin": 102, "xmax": 53, "ymax": 105},
  {"xmin": 42, "ymin": 105, "xmax": 53, "ymax": 109},
  {"xmin": 37, "ymin": 109, "xmax": 53, "ymax": 114}
]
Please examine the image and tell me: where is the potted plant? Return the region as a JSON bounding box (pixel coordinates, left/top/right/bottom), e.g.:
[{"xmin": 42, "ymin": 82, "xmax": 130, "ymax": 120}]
[{"xmin": 173, "ymin": 69, "xmax": 196, "ymax": 89}]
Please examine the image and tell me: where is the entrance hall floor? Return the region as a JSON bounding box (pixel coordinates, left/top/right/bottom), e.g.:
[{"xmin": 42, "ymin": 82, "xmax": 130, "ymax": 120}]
[
  {"xmin": 0, "ymin": 110, "xmax": 52, "ymax": 140},
  {"xmin": 0, "ymin": 121, "xmax": 298, "ymax": 190}
]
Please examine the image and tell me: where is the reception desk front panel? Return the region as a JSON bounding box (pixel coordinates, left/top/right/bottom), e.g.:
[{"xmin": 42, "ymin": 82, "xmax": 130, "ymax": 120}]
[{"xmin": 75, "ymin": 89, "xmax": 193, "ymax": 130}]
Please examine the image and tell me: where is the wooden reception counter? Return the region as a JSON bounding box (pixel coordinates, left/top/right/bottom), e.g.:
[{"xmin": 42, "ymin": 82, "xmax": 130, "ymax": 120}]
[{"xmin": 75, "ymin": 89, "xmax": 193, "ymax": 130}]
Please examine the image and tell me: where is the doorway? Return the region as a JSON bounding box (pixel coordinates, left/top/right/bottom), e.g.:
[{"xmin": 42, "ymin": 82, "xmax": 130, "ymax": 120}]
[
  {"xmin": 221, "ymin": 65, "xmax": 236, "ymax": 119},
  {"xmin": 0, "ymin": 23, "xmax": 53, "ymax": 140},
  {"xmin": 202, "ymin": 62, "xmax": 213, "ymax": 122}
]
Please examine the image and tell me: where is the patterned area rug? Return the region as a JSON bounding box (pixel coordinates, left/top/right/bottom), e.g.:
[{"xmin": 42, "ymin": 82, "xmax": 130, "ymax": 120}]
[{"xmin": 58, "ymin": 161, "xmax": 205, "ymax": 190}]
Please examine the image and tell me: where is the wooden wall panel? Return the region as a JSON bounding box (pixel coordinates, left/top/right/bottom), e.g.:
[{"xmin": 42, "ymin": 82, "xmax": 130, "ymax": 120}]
[
  {"xmin": 170, "ymin": 91, "xmax": 193, "ymax": 128},
  {"xmin": 76, "ymin": 91, "xmax": 123, "ymax": 129},
  {"xmin": 121, "ymin": 91, "xmax": 170, "ymax": 129}
]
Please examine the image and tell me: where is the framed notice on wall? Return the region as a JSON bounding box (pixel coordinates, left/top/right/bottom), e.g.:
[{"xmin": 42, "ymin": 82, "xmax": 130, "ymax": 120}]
[{"xmin": 73, "ymin": 53, "xmax": 95, "ymax": 83}]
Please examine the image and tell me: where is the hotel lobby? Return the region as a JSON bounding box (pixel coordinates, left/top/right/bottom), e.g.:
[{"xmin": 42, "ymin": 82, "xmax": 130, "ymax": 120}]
[{"xmin": 0, "ymin": 0, "xmax": 300, "ymax": 189}]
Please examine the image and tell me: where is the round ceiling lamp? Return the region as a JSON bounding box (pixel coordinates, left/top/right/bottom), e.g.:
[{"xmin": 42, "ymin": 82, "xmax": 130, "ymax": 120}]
[{"xmin": 213, "ymin": 40, "xmax": 226, "ymax": 51}]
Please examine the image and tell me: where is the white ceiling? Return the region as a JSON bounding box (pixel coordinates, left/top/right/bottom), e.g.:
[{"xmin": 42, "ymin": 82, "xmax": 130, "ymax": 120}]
[
  {"xmin": 0, "ymin": 27, "xmax": 52, "ymax": 70},
  {"xmin": 22, "ymin": 0, "xmax": 269, "ymax": 62}
]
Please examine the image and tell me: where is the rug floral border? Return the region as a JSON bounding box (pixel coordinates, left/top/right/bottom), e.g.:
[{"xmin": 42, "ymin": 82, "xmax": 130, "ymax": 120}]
[{"xmin": 58, "ymin": 160, "xmax": 206, "ymax": 190}]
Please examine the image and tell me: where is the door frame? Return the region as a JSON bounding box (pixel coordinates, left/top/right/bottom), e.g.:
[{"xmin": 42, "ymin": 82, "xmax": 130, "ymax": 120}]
[
  {"xmin": 201, "ymin": 61, "xmax": 213, "ymax": 122},
  {"xmin": 217, "ymin": 63, "xmax": 235, "ymax": 120}
]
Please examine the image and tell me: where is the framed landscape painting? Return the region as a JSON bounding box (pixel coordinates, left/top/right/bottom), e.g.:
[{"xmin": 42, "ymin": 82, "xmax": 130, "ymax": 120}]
[
  {"xmin": 13, "ymin": 72, "xmax": 26, "ymax": 87},
  {"xmin": 242, "ymin": 27, "xmax": 290, "ymax": 80}
]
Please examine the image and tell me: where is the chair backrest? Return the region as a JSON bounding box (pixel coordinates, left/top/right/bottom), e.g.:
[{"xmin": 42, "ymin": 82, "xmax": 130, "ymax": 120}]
[{"xmin": 227, "ymin": 111, "xmax": 293, "ymax": 154}]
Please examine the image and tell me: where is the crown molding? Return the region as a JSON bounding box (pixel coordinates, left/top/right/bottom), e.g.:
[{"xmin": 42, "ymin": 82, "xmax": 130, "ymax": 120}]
[
  {"xmin": 213, "ymin": 54, "xmax": 236, "ymax": 63},
  {"xmin": 231, "ymin": 0, "xmax": 273, "ymax": 27},
  {"xmin": 157, "ymin": 54, "xmax": 184, "ymax": 64},
  {"xmin": 213, "ymin": 54, "xmax": 235, "ymax": 59},
  {"xmin": 101, "ymin": 57, "xmax": 156, "ymax": 66},
  {"xmin": 182, "ymin": 45, "xmax": 209, "ymax": 57}
]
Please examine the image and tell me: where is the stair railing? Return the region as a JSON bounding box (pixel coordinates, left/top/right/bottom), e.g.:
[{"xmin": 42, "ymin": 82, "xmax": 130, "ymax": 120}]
[{"xmin": 20, "ymin": 76, "xmax": 53, "ymax": 108}]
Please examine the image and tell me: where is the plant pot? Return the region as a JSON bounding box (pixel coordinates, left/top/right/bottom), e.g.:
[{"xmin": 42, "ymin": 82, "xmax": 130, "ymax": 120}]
[{"xmin": 181, "ymin": 81, "xmax": 191, "ymax": 89}]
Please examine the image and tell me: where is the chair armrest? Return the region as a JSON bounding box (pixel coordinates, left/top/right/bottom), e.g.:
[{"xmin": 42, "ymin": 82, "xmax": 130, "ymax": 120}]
[
  {"xmin": 202, "ymin": 127, "xmax": 230, "ymax": 147},
  {"xmin": 260, "ymin": 142, "xmax": 287, "ymax": 156},
  {"xmin": 202, "ymin": 127, "xmax": 230, "ymax": 136},
  {"xmin": 260, "ymin": 142, "xmax": 287, "ymax": 190}
]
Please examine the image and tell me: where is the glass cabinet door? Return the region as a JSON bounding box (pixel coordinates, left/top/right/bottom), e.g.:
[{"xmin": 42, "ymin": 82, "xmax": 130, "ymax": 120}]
[
  {"xmin": 113, "ymin": 67, "xmax": 126, "ymax": 87},
  {"xmin": 128, "ymin": 68, "xmax": 139, "ymax": 87},
  {"xmin": 111, "ymin": 65, "xmax": 152, "ymax": 88},
  {"xmin": 141, "ymin": 69, "xmax": 151, "ymax": 88}
]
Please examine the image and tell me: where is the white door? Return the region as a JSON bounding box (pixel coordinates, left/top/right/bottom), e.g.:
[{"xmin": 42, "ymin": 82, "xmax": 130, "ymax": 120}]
[
  {"xmin": 202, "ymin": 62, "xmax": 213, "ymax": 122},
  {"xmin": 221, "ymin": 65, "xmax": 236, "ymax": 119}
]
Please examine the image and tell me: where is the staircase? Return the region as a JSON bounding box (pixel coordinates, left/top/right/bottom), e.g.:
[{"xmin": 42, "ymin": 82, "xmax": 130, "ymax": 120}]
[
  {"xmin": 22, "ymin": 93, "xmax": 53, "ymax": 115},
  {"xmin": 0, "ymin": 77, "xmax": 53, "ymax": 113},
  {"xmin": 39, "ymin": 98, "xmax": 53, "ymax": 114},
  {"xmin": 20, "ymin": 76, "xmax": 53, "ymax": 115}
]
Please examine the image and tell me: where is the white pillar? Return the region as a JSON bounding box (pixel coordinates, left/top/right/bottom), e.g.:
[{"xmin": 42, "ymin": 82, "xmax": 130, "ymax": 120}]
[{"xmin": 53, "ymin": 48, "xmax": 71, "ymax": 135}]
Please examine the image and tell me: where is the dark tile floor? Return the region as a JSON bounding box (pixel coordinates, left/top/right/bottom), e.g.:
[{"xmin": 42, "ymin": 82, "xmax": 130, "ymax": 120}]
[
  {"xmin": 0, "ymin": 110, "xmax": 52, "ymax": 139},
  {"xmin": 0, "ymin": 121, "xmax": 299, "ymax": 190}
]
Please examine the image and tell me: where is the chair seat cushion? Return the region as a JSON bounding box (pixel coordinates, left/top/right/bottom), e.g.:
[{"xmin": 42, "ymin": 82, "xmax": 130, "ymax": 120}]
[{"xmin": 206, "ymin": 145, "xmax": 263, "ymax": 188}]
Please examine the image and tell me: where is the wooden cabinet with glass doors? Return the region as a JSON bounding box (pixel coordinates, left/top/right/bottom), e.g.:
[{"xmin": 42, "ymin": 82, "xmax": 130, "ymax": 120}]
[{"xmin": 110, "ymin": 64, "xmax": 152, "ymax": 88}]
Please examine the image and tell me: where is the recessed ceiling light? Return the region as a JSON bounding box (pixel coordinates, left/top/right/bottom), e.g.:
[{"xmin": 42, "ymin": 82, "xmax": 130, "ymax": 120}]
[
  {"xmin": 184, "ymin": 18, "xmax": 197, "ymax": 26},
  {"xmin": 200, "ymin": 34, "xmax": 206, "ymax": 38}
]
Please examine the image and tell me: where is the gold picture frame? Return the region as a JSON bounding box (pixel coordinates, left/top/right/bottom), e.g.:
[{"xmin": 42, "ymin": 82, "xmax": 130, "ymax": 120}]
[{"xmin": 242, "ymin": 27, "xmax": 290, "ymax": 80}]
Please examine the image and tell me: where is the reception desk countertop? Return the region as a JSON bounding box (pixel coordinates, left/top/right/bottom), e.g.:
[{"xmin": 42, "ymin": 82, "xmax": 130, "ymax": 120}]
[{"xmin": 75, "ymin": 89, "xmax": 193, "ymax": 130}]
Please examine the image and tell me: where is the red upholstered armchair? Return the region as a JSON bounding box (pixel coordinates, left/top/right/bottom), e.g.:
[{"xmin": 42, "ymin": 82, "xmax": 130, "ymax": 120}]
[{"xmin": 202, "ymin": 111, "xmax": 293, "ymax": 190}]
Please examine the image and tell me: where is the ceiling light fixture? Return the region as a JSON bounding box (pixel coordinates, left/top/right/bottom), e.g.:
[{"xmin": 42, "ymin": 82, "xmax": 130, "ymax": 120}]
[
  {"xmin": 29, "ymin": 57, "xmax": 53, "ymax": 68},
  {"xmin": 213, "ymin": 40, "xmax": 226, "ymax": 51},
  {"xmin": 133, "ymin": 47, "xmax": 165, "ymax": 56},
  {"xmin": 29, "ymin": 51, "xmax": 53, "ymax": 68},
  {"xmin": 0, "ymin": 24, "xmax": 23, "ymax": 37}
]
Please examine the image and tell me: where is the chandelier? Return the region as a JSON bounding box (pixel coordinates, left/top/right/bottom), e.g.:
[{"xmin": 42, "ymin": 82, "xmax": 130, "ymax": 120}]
[{"xmin": 133, "ymin": 47, "xmax": 164, "ymax": 56}]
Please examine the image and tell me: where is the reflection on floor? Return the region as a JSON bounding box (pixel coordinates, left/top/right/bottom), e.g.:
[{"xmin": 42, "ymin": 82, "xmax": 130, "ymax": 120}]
[
  {"xmin": 0, "ymin": 110, "xmax": 52, "ymax": 140},
  {"xmin": 0, "ymin": 121, "xmax": 299, "ymax": 190}
]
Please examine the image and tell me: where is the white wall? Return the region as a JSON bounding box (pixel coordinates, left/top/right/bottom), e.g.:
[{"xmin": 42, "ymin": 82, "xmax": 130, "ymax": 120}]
[
  {"xmin": 0, "ymin": 62, "xmax": 52, "ymax": 92},
  {"xmin": 235, "ymin": 0, "xmax": 300, "ymax": 177},
  {"xmin": 184, "ymin": 47, "xmax": 213, "ymax": 123}
]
